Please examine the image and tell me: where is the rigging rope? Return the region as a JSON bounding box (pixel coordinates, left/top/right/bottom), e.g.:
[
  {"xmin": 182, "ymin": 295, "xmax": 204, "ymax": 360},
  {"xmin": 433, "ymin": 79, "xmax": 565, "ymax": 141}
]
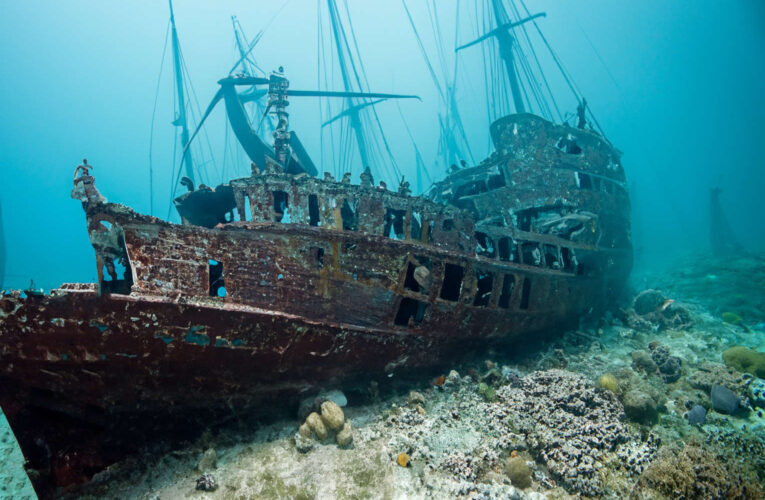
[{"xmin": 148, "ymin": 19, "xmax": 171, "ymax": 217}]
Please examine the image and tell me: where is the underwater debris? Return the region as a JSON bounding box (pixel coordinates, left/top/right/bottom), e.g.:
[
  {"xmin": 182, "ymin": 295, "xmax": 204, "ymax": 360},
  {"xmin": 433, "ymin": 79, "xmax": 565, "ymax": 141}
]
[{"xmin": 195, "ymin": 472, "xmax": 217, "ymax": 491}]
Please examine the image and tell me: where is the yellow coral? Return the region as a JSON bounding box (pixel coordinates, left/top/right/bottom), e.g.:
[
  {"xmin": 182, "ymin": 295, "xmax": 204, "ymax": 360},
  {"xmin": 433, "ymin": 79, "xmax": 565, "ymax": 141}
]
[
  {"xmin": 599, "ymin": 374, "xmax": 619, "ymax": 393},
  {"xmin": 396, "ymin": 452, "xmax": 410, "ymax": 467},
  {"xmin": 722, "ymin": 311, "xmax": 742, "ymax": 325}
]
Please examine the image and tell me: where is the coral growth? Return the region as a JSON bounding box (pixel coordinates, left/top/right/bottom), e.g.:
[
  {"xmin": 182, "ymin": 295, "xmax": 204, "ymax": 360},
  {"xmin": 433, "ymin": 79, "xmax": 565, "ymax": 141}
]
[
  {"xmin": 505, "ymin": 457, "xmax": 532, "ymax": 489},
  {"xmin": 649, "ymin": 342, "xmax": 683, "ymax": 383},
  {"xmin": 638, "ymin": 442, "xmax": 762, "ymax": 499},
  {"xmin": 722, "ymin": 345, "xmax": 765, "ymax": 378},
  {"xmin": 598, "ymin": 373, "xmax": 619, "ymax": 393},
  {"xmin": 627, "ymin": 289, "xmax": 693, "ymax": 331},
  {"xmin": 497, "ymin": 369, "xmax": 629, "ymax": 496}
]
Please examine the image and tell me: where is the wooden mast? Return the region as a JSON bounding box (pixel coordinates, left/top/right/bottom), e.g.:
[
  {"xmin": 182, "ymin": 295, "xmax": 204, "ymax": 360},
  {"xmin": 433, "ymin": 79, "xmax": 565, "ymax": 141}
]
[{"xmin": 169, "ymin": 0, "xmax": 194, "ymax": 186}]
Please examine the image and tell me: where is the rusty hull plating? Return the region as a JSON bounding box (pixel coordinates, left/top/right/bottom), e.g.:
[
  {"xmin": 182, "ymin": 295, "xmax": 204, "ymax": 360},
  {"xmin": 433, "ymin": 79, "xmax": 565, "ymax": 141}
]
[{"xmin": 0, "ymin": 114, "xmax": 631, "ymax": 490}]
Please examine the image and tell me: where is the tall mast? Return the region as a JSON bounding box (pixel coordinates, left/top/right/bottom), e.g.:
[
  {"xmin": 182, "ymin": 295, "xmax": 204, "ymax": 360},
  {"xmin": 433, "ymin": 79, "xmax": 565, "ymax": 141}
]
[
  {"xmin": 169, "ymin": 0, "xmax": 194, "ymax": 185},
  {"xmin": 490, "ymin": 0, "xmax": 524, "ymax": 113},
  {"xmin": 326, "ymin": 0, "xmax": 370, "ymax": 170}
]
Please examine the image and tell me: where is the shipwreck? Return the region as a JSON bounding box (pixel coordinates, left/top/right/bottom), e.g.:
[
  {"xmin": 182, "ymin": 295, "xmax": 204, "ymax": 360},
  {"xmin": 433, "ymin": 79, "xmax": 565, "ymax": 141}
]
[{"xmin": 0, "ymin": 0, "xmax": 631, "ymax": 494}]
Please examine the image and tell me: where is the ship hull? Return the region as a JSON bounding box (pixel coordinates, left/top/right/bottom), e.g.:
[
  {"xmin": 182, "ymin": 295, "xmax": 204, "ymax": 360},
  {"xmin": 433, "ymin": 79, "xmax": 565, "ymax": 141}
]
[
  {"xmin": 1, "ymin": 113, "xmax": 632, "ymax": 493},
  {"xmin": 0, "ymin": 279, "xmax": 572, "ymax": 491}
]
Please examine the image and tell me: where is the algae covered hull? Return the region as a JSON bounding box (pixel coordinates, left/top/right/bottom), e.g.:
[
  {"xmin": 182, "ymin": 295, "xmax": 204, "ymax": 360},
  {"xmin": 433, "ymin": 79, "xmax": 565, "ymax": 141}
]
[{"xmin": 0, "ymin": 113, "xmax": 631, "ymax": 490}]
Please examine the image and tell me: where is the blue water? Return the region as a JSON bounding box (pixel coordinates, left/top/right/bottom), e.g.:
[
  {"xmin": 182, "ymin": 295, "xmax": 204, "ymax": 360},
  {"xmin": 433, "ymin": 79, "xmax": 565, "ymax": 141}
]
[{"xmin": 1, "ymin": 1, "xmax": 764, "ymax": 497}]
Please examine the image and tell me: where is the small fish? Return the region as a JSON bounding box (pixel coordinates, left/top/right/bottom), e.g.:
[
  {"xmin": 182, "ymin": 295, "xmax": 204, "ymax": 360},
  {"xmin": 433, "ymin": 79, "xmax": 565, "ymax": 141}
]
[
  {"xmin": 659, "ymin": 299, "xmax": 674, "ymax": 311},
  {"xmin": 433, "ymin": 375, "xmax": 446, "ymax": 387}
]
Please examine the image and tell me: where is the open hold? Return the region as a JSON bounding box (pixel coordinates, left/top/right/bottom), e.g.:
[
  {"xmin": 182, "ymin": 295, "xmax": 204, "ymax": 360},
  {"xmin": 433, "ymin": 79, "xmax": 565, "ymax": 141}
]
[
  {"xmin": 440, "ymin": 263, "xmax": 464, "ymax": 301},
  {"xmin": 384, "ymin": 208, "xmax": 406, "ymax": 239},
  {"xmin": 498, "ymin": 274, "xmax": 515, "ymax": 309},
  {"xmin": 473, "ymin": 271, "xmax": 494, "ymax": 307},
  {"xmin": 519, "ymin": 277, "xmax": 531, "ymax": 310},
  {"xmin": 394, "ymin": 297, "xmax": 427, "ymax": 326},
  {"xmin": 475, "ymin": 232, "xmax": 496, "ymax": 258},
  {"xmin": 209, "ymin": 259, "xmax": 226, "ymax": 297},
  {"xmin": 487, "ymin": 173, "xmax": 506, "ymax": 190},
  {"xmin": 454, "ymin": 179, "xmax": 487, "ymax": 199},
  {"xmin": 341, "ymin": 199, "xmax": 357, "ymax": 231},
  {"xmin": 273, "ymin": 190, "xmax": 289, "ymax": 222},
  {"xmin": 308, "ymin": 194, "xmax": 320, "ymax": 226}
]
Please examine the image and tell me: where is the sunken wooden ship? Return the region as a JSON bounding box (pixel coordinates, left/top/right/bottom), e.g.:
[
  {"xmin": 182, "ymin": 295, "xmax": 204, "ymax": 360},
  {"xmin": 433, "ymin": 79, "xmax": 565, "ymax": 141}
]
[{"xmin": 0, "ymin": 2, "xmax": 631, "ymax": 493}]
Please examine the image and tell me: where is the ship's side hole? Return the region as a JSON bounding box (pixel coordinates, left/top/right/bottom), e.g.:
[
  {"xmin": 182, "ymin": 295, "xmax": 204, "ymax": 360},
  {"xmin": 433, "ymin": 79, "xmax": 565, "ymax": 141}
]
[
  {"xmin": 209, "ymin": 259, "xmax": 226, "ymax": 297},
  {"xmin": 272, "ymin": 191, "xmax": 289, "ymax": 222},
  {"xmin": 577, "ymin": 172, "xmax": 592, "ymax": 190},
  {"xmin": 384, "ymin": 208, "xmax": 406, "ymax": 239},
  {"xmin": 394, "ymin": 297, "xmax": 427, "ymax": 326},
  {"xmin": 519, "ymin": 278, "xmax": 531, "ymax": 310},
  {"xmin": 498, "ymin": 274, "xmax": 515, "ymax": 309},
  {"xmin": 404, "ymin": 262, "xmax": 420, "ymax": 292},
  {"xmin": 411, "ymin": 211, "xmax": 422, "ymax": 240},
  {"xmin": 475, "ymin": 232, "xmax": 496, "ymax": 258},
  {"xmin": 543, "ymin": 244, "xmax": 561, "ymax": 269},
  {"xmin": 487, "ymin": 173, "xmax": 506, "ymax": 190},
  {"xmin": 308, "ymin": 194, "xmax": 320, "ymax": 226},
  {"xmin": 440, "ymin": 263, "xmax": 464, "ymax": 301},
  {"xmin": 473, "ymin": 271, "xmax": 494, "ymax": 307},
  {"xmin": 341, "ymin": 199, "xmax": 357, "ymax": 231},
  {"xmin": 310, "ymin": 247, "xmax": 325, "ymax": 269},
  {"xmin": 99, "ymin": 232, "xmax": 133, "ymax": 295},
  {"xmin": 561, "ymin": 247, "xmax": 576, "ymax": 272}
]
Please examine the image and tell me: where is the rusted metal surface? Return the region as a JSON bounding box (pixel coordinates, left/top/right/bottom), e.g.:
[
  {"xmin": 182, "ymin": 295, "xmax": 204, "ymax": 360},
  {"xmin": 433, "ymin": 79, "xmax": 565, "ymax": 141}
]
[{"xmin": 0, "ymin": 113, "xmax": 631, "ymax": 493}]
